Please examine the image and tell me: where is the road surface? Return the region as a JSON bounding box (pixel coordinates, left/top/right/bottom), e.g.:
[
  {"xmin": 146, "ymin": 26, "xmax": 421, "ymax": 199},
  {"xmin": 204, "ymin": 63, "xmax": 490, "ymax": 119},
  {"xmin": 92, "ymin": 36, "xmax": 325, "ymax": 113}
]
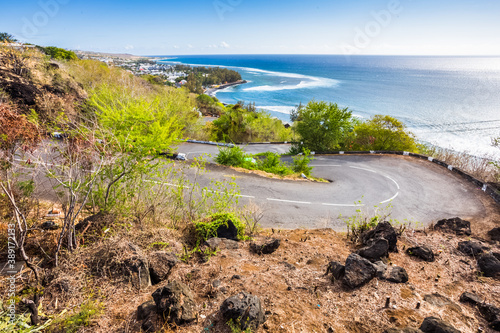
[{"xmin": 177, "ymin": 143, "xmax": 489, "ymax": 230}]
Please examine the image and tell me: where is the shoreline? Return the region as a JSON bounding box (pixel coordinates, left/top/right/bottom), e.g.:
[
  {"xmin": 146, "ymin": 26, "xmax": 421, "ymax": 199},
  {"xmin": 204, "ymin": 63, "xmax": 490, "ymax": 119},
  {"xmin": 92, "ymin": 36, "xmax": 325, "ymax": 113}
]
[{"xmin": 205, "ymin": 80, "xmax": 247, "ymax": 97}]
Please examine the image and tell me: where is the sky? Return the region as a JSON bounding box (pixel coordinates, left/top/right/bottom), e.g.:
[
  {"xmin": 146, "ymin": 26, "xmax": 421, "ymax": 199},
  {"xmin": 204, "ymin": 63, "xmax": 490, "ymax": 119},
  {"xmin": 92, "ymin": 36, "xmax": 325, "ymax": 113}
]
[{"xmin": 1, "ymin": 0, "xmax": 500, "ymax": 56}]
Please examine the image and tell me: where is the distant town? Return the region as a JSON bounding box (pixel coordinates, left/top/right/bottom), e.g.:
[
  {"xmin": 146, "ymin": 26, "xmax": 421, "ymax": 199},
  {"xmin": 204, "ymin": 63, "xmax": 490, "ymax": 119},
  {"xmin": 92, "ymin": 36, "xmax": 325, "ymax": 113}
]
[{"xmin": 75, "ymin": 51, "xmax": 244, "ymax": 92}]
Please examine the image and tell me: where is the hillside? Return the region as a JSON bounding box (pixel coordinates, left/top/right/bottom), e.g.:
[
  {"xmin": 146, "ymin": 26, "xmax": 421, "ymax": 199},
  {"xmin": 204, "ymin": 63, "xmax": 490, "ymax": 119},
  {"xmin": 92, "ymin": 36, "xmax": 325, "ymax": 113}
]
[{"xmin": 0, "ymin": 45, "xmax": 499, "ymax": 333}]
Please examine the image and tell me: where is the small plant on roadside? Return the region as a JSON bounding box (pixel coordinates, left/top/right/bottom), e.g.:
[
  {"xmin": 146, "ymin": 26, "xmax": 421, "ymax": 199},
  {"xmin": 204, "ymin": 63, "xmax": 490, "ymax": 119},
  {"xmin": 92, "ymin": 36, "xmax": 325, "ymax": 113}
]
[
  {"xmin": 227, "ymin": 318, "xmax": 253, "ymax": 333},
  {"xmin": 292, "ymin": 148, "xmax": 314, "ymax": 176},
  {"xmin": 195, "ymin": 212, "xmax": 247, "ymax": 242},
  {"xmin": 341, "ymin": 201, "xmax": 395, "ymax": 243},
  {"xmin": 215, "ymin": 146, "xmax": 248, "ymax": 167},
  {"xmin": 241, "ymin": 202, "xmax": 264, "ymax": 236},
  {"xmin": 49, "ymin": 298, "xmax": 104, "ymax": 333}
]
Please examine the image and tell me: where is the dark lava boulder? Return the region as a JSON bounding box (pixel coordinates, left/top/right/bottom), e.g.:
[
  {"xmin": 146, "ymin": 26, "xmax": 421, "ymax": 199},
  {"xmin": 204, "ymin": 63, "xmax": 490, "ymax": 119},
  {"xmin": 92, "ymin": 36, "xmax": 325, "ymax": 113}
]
[
  {"xmin": 325, "ymin": 261, "xmax": 345, "ymax": 281},
  {"xmin": 488, "ymin": 227, "xmax": 500, "ymax": 242},
  {"xmin": 459, "ymin": 292, "xmax": 482, "ymax": 305},
  {"xmin": 434, "ymin": 217, "xmax": 471, "ymax": 236},
  {"xmin": 457, "ymin": 241, "xmax": 488, "ymax": 257},
  {"xmin": 40, "ymin": 221, "xmax": 59, "ymax": 230},
  {"xmin": 361, "ymin": 221, "xmax": 398, "ymax": 252},
  {"xmin": 357, "ymin": 238, "xmax": 390, "ymax": 262},
  {"xmin": 205, "ymin": 237, "xmax": 239, "ymax": 250},
  {"xmin": 384, "ymin": 328, "xmax": 423, "ymax": 333},
  {"xmin": 343, "ymin": 253, "xmax": 377, "ymax": 289},
  {"xmin": 406, "ymin": 246, "xmax": 435, "ymax": 262},
  {"xmin": 148, "ymin": 251, "xmax": 179, "ymax": 285},
  {"xmin": 419, "ymin": 316, "xmax": 460, "ymax": 333},
  {"xmin": 373, "ymin": 261, "xmax": 388, "ymax": 279},
  {"xmin": 477, "ymin": 253, "xmax": 500, "ymax": 277},
  {"xmin": 250, "ymin": 238, "xmax": 281, "ymax": 254},
  {"xmin": 152, "ymin": 281, "xmax": 197, "ymax": 325},
  {"xmin": 137, "ymin": 300, "xmax": 156, "ymax": 321},
  {"xmin": 387, "ymin": 266, "xmax": 409, "ymax": 283},
  {"xmin": 220, "ymin": 292, "xmax": 265, "ymax": 331}
]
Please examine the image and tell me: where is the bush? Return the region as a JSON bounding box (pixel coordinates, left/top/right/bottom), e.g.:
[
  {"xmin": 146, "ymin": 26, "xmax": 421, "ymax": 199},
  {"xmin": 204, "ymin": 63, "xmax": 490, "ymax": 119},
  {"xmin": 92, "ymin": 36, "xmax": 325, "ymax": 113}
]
[
  {"xmin": 195, "ymin": 213, "xmax": 246, "ymax": 241},
  {"xmin": 215, "ymin": 146, "xmax": 248, "ymax": 167},
  {"xmin": 39, "ymin": 46, "xmax": 78, "ymax": 60},
  {"xmin": 292, "ymin": 149, "xmax": 314, "ymax": 176},
  {"xmin": 258, "ymin": 152, "xmax": 293, "ymax": 176},
  {"xmin": 352, "ymin": 115, "xmax": 418, "ymax": 152}
]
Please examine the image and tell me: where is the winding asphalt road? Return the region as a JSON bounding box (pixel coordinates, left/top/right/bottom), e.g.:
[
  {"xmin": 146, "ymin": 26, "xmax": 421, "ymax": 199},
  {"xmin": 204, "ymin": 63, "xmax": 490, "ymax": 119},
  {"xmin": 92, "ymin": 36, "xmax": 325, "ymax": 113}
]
[{"xmin": 177, "ymin": 143, "xmax": 489, "ymax": 230}]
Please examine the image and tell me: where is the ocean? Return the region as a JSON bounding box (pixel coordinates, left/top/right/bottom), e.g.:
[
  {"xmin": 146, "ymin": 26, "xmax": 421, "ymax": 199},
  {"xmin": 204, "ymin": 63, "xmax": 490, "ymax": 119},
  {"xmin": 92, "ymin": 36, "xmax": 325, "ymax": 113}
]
[{"xmin": 158, "ymin": 55, "xmax": 500, "ymax": 158}]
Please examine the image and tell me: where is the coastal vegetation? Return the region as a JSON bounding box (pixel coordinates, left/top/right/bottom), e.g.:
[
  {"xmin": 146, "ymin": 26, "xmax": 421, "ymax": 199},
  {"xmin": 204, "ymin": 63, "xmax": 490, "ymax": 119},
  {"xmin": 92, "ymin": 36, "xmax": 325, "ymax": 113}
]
[
  {"xmin": 215, "ymin": 146, "xmax": 314, "ymax": 178},
  {"xmin": 209, "ymin": 101, "xmax": 293, "ymax": 143},
  {"xmin": 290, "ymin": 100, "xmax": 420, "ymax": 154},
  {"xmin": 1, "ymin": 39, "xmax": 499, "ymax": 333}
]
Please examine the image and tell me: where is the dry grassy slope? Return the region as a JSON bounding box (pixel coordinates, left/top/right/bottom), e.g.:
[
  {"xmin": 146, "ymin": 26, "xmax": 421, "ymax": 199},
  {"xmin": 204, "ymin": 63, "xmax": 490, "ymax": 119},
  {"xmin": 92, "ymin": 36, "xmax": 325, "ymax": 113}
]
[
  {"xmin": 0, "ymin": 47, "xmax": 86, "ymax": 122},
  {"xmin": 33, "ymin": 217, "xmax": 499, "ymax": 333}
]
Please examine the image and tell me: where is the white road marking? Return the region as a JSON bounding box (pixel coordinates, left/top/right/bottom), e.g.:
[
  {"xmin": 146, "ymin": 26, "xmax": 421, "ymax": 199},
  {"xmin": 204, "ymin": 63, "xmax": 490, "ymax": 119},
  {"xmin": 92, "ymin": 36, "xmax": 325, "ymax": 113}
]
[
  {"xmin": 310, "ymin": 165, "xmax": 341, "ymax": 167},
  {"xmin": 145, "ymin": 180, "xmax": 190, "ymax": 189},
  {"xmin": 380, "ymin": 192, "xmax": 399, "ymax": 204},
  {"xmin": 349, "ymin": 166, "xmax": 377, "ymax": 173},
  {"xmin": 237, "ymin": 194, "xmax": 256, "ymax": 198},
  {"xmin": 267, "ymin": 198, "xmax": 312, "ymax": 205},
  {"xmin": 322, "ymin": 203, "xmax": 365, "ymax": 207},
  {"xmin": 384, "ymin": 175, "xmax": 400, "ymax": 190}
]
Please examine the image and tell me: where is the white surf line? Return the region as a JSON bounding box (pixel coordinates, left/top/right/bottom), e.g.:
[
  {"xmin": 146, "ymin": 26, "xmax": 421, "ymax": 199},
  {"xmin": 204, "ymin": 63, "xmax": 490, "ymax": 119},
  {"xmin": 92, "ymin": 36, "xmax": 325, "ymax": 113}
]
[
  {"xmin": 349, "ymin": 165, "xmax": 377, "ymax": 173},
  {"xmin": 322, "ymin": 203, "xmax": 366, "ymax": 207},
  {"xmin": 267, "ymin": 198, "xmax": 312, "ymax": 205},
  {"xmin": 380, "ymin": 192, "xmax": 399, "ymax": 204}
]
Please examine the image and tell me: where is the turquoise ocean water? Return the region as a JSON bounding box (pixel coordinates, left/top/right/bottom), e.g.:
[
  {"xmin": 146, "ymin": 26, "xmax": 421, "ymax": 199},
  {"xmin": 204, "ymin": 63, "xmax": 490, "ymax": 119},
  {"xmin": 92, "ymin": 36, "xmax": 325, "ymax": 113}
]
[{"xmin": 159, "ymin": 55, "xmax": 500, "ymax": 157}]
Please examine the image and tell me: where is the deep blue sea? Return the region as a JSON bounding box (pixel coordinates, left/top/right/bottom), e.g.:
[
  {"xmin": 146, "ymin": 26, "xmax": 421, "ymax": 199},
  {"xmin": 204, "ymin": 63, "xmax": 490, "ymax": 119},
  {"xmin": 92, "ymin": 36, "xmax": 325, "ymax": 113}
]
[{"xmin": 159, "ymin": 55, "xmax": 500, "ymax": 158}]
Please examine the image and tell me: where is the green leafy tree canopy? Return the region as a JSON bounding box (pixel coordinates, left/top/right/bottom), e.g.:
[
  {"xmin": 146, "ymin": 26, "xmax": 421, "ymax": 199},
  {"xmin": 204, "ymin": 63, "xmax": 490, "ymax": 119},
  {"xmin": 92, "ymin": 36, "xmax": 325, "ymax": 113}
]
[
  {"xmin": 353, "ymin": 115, "xmax": 418, "ymax": 152},
  {"xmin": 291, "ymin": 100, "xmax": 353, "ymax": 152},
  {"xmin": 0, "ymin": 32, "xmax": 17, "ymax": 43}
]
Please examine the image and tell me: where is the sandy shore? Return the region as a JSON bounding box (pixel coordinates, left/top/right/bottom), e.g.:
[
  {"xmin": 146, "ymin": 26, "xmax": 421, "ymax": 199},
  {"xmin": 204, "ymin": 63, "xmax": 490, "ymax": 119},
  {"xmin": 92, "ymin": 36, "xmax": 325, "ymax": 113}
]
[{"xmin": 205, "ymin": 80, "xmax": 247, "ymax": 97}]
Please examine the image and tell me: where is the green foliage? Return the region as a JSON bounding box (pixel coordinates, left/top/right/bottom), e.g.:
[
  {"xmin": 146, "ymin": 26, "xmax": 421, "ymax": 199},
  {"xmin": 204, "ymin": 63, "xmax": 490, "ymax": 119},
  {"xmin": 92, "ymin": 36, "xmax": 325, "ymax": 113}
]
[
  {"xmin": 196, "ymin": 94, "xmax": 224, "ymax": 116},
  {"xmin": 259, "ymin": 152, "xmax": 292, "ymax": 176},
  {"xmin": 88, "ymin": 84, "xmax": 184, "ymax": 156},
  {"xmin": 352, "ymin": 115, "xmax": 419, "ymax": 152},
  {"xmin": 50, "ymin": 300, "xmax": 104, "ymax": 333},
  {"xmin": 215, "ymin": 146, "xmax": 248, "ymax": 167},
  {"xmin": 39, "ymin": 46, "xmax": 78, "ymax": 60},
  {"xmin": 210, "ymin": 103, "xmax": 292, "ymax": 143},
  {"xmin": 195, "ymin": 213, "xmax": 247, "ymax": 241},
  {"xmin": 0, "ymin": 32, "xmax": 17, "ymax": 43},
  {"xmin": 291, "ymin": 100, "xmax": 354, "ymax": 152},
  {"xmin": 292, "ymin": 148, "xmax": 314, "ymax": 176},
  {"xmin": 0, "ymin": 300, "xmax": 52, "ymax": 333},
  {"xmin": 173, "ymin": 64, "xmax": 242, "ymax": 86},
  {"xmin": 227, "ymin": 318, "xmax": 254, "ymax": 333},
  {"xmin": 141, "ymin": 74, "xmax": 165, "ymax": 85},
  {"xmin": 215, "ymin": 146, "xmax": 315, "ymax": 178}
]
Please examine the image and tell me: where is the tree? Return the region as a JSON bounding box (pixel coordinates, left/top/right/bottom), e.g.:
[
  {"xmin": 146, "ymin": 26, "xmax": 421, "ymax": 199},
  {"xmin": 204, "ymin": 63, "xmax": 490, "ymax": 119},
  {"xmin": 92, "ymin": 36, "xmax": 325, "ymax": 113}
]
[
  {"xmin": 0, "ymin": 103, "xmax": 42, "ymax": 324},
  {"xmin": 0, "ymin": 32, "xmax": 17, "ymax": 43},
  {"xmin": 85, "ymin": 84, "xmax": 185, "ymax": 212},
  {"xmin": 352, "ymin": 115, "xmax": 418, "ymax": 152},
  {"xmin": 39, "ymin": 46, "xmax": 78, "ymax": 60},
  {"xmin": 291, "ymin": 100, "xmax": 353, "ymax": 152}
]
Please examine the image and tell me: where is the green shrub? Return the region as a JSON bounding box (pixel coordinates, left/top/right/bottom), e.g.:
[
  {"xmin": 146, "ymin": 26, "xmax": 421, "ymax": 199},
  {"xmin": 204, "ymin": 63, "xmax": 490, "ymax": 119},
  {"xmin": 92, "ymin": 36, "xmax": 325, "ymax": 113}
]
[
  {"xmin": 50, "ymin": 300, "xmax": 104, "ymax": 333},
  {"xmin": 292, "ymin": 149, "xmax": 314, "ymax": 176},
  {"xmin": 215, "ymin": 146, "xmax": 248, "ymax": 167},
  {"xmin": 258, "ymin": 152, "xmax": 293, "ymax": 176},
  {"xmin": 195, "ymin": 213, "xmax": 246, "ymax": 241}
]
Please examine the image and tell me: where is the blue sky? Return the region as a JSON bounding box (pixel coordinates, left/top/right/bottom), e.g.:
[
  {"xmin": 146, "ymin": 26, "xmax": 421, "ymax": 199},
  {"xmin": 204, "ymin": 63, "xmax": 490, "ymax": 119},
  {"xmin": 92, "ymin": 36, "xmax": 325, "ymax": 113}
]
[{"xmin": 1, "ymin": 0, "xmax": 500, "ymax": 55}]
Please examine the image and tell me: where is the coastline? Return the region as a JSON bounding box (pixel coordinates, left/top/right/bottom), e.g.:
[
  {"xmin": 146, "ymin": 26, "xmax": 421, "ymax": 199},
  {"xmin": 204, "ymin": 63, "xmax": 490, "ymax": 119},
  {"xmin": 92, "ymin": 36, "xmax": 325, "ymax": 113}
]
[{"xmin": 205, "ymin": 80, "xmax": 247, "ymax": 97}]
